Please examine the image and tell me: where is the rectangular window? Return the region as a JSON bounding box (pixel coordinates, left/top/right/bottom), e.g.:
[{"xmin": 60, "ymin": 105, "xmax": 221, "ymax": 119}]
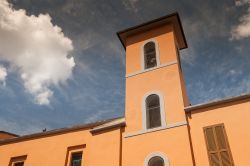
[
  {"xmin": 71, "ymin": 152, "xmax": 82, "ymax": 166},
  {"xmin": 204, "ymin": 124, "xmax": 234, "ymax": 166},
  {"xmin": 65, "ymin": 144, "xmax": 85, "ymax": 166}
]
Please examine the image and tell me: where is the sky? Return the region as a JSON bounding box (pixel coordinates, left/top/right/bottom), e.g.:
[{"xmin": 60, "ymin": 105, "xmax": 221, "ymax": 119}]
[{"xmin": 0, "ymin": 0, "xmax": 250, "ymax": 135}]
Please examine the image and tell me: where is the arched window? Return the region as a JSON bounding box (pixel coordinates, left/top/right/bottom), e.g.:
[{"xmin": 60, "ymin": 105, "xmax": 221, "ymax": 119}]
[
  {"xmin": 144, "ymin": 41, "xmax": 157, "ymax": 69},
  {"xmin": 146, "ymin": 94, "xmax": 161, "ymax": 129},
  {"xmin": 148, "ymin": 156, "xmax": 165, "ymax": 166}
]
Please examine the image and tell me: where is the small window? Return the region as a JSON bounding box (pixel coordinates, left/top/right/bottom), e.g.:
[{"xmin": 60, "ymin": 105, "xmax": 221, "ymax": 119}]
[
  {"xmin": 65, "ymin": 144, "xmax": 85, "ymax": 166},
  {"xmin": 71, "ymin": 152, "xmax": 82, "ymax": 166},
  {"xmin": 148, "ymin": 156, "xmax": 165, "ymax": 166},
  {"xmin": 144, "ymin": 41, "xmax": 157, "ymax": 69},
  {"xmin": 146, "ymin": 94, "xmax": 161, "ymax": 129},
  {"xmin": 204, "ymin": 124, "xmax": 234, "ymax": 166},
  {"xmin": 14, "ymin": 162, "xmax": 24, "ymax": 166},
  {"xmin": 9, "ymin": 155, "xmax": 26, "ymax": 166}
]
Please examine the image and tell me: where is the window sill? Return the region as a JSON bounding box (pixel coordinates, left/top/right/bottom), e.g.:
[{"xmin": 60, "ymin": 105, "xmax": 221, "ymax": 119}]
[{"xmin": 124, "ymin": 121, "xmax": 187, "ymax": 138}]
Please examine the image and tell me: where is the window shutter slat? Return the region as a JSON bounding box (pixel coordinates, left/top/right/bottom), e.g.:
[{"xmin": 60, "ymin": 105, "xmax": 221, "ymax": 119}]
[
  {"xmin": 215, "ymin": 126, "xmax": 227, "ymax": 150},
  {"xmin": 205, "ymin": 128, "xmax": 217, "ymax": 151},
  {"xmin": 220, "ymin": 151, "xmax": 231, "ymax": 166},
  {"xmin": 210, "ymin": 153, "xmax": 220, "ymax": 166}
]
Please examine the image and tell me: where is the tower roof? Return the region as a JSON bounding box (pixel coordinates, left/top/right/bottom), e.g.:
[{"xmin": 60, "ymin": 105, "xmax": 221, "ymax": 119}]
[{"xmin": 117, "ymin": 12, "xmax": 188, "ymax": 50}]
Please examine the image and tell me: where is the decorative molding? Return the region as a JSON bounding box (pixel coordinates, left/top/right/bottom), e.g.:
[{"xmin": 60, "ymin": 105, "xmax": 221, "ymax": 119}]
[
  {"xmin": 144, "ymin": 151, "xmax": 170, "ymax": 166},
  {"xmin": 126, "ymin": 60, "xmax": 177, "ymax": 78},
  {"xmin": 124, "ymin": 121, "xmax": 187, "ymax": 138}
]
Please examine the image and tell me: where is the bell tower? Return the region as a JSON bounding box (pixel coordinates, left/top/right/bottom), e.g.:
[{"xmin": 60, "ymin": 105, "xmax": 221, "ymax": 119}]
[{"xmin": 118, "ymin": 13, "xmax": 194, "ymax": 165}]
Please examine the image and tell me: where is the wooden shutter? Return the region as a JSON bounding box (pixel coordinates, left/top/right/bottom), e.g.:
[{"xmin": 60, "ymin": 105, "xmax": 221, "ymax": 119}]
[{"xmin": 204, "ymin": 124, "xmax": 234, "ymax": 166}]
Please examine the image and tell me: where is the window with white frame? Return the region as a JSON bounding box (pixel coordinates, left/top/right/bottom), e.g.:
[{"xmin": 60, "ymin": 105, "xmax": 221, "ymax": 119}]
[
  {"xmin": 143, "ymin": 92, "xmax": 166, "ymax": 130},
  {"xmin": 142, "ymin": 39, "xmax": 159, "ymax": 69}
]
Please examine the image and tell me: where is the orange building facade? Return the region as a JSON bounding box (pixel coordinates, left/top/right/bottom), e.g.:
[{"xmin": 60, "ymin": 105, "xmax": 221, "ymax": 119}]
[{"xmin": 0, "ymin": 13, "xmax": 249, "ymax": 166}]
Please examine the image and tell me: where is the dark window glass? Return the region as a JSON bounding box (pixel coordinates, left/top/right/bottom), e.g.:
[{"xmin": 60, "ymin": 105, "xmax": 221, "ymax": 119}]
[
  {"xmin": 14, "ymin": 162, "xmax": 24, "ymax": 166},
  {"xmin": 144, "ymin": 42, "xmax": 157, "ymax": 69},
  {"xmin": 146, "ymin": 94, "xmax": 161, "ymax": 129},
  {"xmin": 71, "ymin": 152, "xmax": 82, "ymax": 166},
  {"xmin": 148, "ymin": 156, "xmax": 165, "ymax": 166}
]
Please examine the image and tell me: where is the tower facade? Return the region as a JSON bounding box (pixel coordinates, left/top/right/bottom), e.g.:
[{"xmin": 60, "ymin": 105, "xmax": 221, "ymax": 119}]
[{"xmin": 118, "ymin": 13, "xmax": 194, "ymax": 165}]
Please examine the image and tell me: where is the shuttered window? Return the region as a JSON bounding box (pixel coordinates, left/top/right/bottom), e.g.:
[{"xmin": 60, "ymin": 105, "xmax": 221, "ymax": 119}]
[{"xmin": 204, "ymin": 124, "xmax": 234, "ymax": 166}]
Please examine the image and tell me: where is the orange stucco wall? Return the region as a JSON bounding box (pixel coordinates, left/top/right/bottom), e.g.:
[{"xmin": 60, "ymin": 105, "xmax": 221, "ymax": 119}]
[
  {"xmin": 126, "ymin": 24, "xmax": 177, "ymax": 74},
  {"xmin": 125, "ymin": 23, "xmax": 187, "ymax": 132},
  {"xmin": 188, "ymin": 98, "xmax": 250, "ymax": 166},
  {"xmin": 0, "ymin": 128, "xmax": 121, "ymax": 166},
  {"xmin": 125, "ymin": 65, "xmax": 187, "ymax": 133},
  {"xmin": 123, "ymin": 23, "xmax": 193, "ymax": 165},
  {"xmin": 122, "ymin": 126, "xmax": 193, "ymax": 165}
]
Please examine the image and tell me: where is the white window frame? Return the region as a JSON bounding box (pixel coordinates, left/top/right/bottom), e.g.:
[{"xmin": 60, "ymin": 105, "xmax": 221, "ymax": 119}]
[
  {"xmin": 141, "ymin": 39, "xmax": 160, "ymax": 70},
  {"xmin": 144, "ymin": 152, "xmax": 169, "ymax": 166},
  {"xmin": 142, "ymin": 91, "xmax": 166, "ymax": 130}
]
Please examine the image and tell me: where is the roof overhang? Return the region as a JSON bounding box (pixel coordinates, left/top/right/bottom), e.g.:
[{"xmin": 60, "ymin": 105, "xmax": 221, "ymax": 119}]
[
  {"xmin": 0, "ymin": 131, "xmax": 19, "ymax": 137},
  {"xmin": 90, "ymin": 118, "xmax": 125, "ymax": 133},
  {"xmin": 117, "ymin": 12, "xmax": 187, "ymax": 50},
  {"xmin": 185, "ymin": 93, "xmax": 250, "ymax": 113},
  {"xmin": 0, "ymin": 117, "xmax": 124, "ymax": 145}
]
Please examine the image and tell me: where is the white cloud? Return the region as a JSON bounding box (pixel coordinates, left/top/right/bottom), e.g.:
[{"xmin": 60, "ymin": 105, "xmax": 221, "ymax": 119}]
[
  {"xmin": 0, "ymin": 65, "xmax": 7, "ymax": 86},
  {"xmin": 231, "ymin": 0, "xmax": 250, "ymax": 39},
  {"xmin": 0, "ymin": 0, "xmax": 75, "ymax": 105}
]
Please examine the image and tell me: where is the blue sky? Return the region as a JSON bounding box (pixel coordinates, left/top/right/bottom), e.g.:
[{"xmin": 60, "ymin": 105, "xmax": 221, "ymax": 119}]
[{"xmin": 0, "ymin": 0, "xmax": 250, "ymax": 135}]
